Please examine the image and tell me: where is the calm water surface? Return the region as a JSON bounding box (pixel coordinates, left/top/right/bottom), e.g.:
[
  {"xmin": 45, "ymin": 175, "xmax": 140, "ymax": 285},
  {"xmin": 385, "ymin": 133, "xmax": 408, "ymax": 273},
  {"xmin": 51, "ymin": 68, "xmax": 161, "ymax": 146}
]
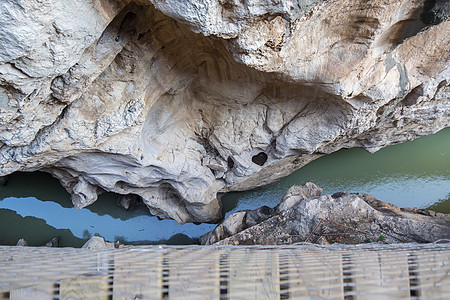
[
  {"xmin": 223, "ymin": 128, "xmax": 450, "ymax": 216},
  {"xmin": 0, "ymin": 128, "xmax": 449, "ymax": 247}
]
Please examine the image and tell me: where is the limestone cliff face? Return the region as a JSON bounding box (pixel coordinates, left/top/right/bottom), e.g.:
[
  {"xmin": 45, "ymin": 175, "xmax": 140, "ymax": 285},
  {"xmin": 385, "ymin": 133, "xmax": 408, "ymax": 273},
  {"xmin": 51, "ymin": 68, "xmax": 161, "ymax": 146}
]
[{"xmin": 0, "ymin": 0, "xmax": 449, "ymax": 223}]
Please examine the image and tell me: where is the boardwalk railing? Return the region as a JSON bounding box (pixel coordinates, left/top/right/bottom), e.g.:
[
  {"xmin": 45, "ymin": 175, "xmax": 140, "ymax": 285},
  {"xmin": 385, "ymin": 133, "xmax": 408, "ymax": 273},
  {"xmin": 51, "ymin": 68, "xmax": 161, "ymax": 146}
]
[{"xmin": 0, "ymin": 242, "xmax": 449, "ymax": 299}]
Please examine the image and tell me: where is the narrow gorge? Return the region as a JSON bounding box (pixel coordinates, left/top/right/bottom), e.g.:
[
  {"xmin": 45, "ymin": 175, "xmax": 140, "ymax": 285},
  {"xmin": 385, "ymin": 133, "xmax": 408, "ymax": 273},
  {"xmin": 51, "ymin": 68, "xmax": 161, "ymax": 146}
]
[{"xmin": 1, "ymin": 0, "xmax": 449, "ymax": 226}]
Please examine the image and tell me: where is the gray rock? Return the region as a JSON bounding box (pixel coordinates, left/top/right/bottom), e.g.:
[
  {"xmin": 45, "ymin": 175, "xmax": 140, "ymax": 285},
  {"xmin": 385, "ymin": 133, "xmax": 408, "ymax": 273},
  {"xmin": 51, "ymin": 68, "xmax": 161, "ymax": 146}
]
[
  {"xmin": 0, "ymin": 0, "xmax": 449, "ymax": 223},
  {"xmin": 82, "ymin": 236, "xmax": 121, "ymax": 249},
  {"xmin": 275, "ymin": 182, "xmax": 322, "ymax": 212},
  {"xmin": 200, "ymin": 205, "xmax": 275, "ymax": 245},
  {"xmin": 203, "ymin": 185, "xmax": 450, "ymax": 245},
  {"xmin": 245, "ymin": 205, "xmax": 274, "ymax": 227},
  {"xmin": 82, "ymin": 236, "xmax": 107, "ymax": 249},
  {"xmin": 16, "ymin": 238, "xmax": 28, "ymax": 246},
  {"xmin": 44, "ymin": 237, "xmax": 59, "ymax": 247}
]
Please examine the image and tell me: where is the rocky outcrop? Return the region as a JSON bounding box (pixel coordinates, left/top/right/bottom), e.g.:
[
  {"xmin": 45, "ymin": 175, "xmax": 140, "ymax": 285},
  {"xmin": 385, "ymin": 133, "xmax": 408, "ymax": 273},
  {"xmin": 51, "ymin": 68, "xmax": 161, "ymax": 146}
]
[
  {"xmin": 44, "ymin": 237, "xmax": 59, "ymax": 247},
  {"xmin": 16, "ymin": 238, "xmax": 28, "ymax": 247},
  {"xmin": 0, "ymin": 0, "xmax": 449, "ymax": 223},
  {"xmin": 200, "ymin": 182, "xmax": 321, "ymax": 244},
  {"xmin": 15, "ymin": 237, "xmax": 60, "ymax": 247},
  {"xmin": 82, "ymin": 236, "xmax": 120, "ymax": 249},
  {"xmin": 201, "ymin": 183, "xmax": 450, "ymax": 245}
]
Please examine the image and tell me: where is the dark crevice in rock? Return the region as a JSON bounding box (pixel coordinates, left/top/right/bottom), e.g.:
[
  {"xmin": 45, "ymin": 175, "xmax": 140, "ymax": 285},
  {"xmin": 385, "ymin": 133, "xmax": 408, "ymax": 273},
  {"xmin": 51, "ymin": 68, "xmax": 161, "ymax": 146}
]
[
  {"xmin": 378, "ymin": 1, "xmax": 449, "ymax": 51},
  {"xmin": 421, "ymin": 0, "xmax": 450, "ymax": 26},
  {"xmin": 331, "ymin": 191, "xmax": 347, "ymax": 199},
  {"xmin": 117, "ymin": 193, "xmax": 143, "ymax": 211},
  {"xmin": 431, "ymin": 80, "xmax": 449, "ymax": 101},
  {"xmin": 401, "ymin": 84, "xmax": 424, "ymax": 107},
  {"xmin": 251, "ymin": 152, "xmax": 268, "ymax": 166},
  {"xmin": 227, "ymin": 156, "xmax": 234, "ymax": 169},
  {"xmin": 199, "ymin": 137, "xmax": 222, "ymax": 159}
]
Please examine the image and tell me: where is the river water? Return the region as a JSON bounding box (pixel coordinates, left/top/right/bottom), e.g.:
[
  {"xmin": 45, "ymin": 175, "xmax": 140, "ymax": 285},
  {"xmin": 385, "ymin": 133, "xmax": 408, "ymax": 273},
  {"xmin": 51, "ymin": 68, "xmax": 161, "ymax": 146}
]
[{"xmin": 0, "ymin": 128, "xmax": 449, "ymax": 247}]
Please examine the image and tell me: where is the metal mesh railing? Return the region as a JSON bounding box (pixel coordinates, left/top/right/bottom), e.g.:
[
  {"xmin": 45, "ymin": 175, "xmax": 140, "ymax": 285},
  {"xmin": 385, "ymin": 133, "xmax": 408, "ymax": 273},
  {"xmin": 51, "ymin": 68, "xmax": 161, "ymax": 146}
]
[{"xmin": 0, "ymin": 242, "xmax": 449, "ymax": 299}]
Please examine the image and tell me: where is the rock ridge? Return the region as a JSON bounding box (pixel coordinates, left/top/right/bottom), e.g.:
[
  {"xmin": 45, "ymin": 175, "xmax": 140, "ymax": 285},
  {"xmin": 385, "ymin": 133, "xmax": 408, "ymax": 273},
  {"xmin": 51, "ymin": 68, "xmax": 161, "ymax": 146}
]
[{"xmin": 200, "ymin": 183, "xmax": 450, "ymax": 245}]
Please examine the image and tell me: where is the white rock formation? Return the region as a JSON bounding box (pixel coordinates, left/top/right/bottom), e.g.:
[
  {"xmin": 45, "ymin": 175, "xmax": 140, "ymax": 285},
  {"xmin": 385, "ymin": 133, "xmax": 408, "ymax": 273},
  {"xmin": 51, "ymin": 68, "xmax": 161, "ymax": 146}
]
[{"xmin": 0, "ymin": 0, "xmax": 449, "ymax": 223}]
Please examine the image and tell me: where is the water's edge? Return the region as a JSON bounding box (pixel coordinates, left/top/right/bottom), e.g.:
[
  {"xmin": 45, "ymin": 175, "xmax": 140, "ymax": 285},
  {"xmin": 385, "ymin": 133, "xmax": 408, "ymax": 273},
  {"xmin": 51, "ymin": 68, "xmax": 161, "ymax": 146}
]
[{"xmin": 0, "ymin": 128, "xmax": 449, "ymax": 247}]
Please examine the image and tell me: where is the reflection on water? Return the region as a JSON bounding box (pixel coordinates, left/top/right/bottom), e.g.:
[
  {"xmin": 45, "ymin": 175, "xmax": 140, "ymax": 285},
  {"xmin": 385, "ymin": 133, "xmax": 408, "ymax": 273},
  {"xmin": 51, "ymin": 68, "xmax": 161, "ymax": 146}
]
[
  {"xmin": 0, "ymin": 128, "xmax": 449, "ymax": 247},
  {"xmin": 428, "ymin": 193, "xmax": 450, "ymax": 214},
  {"xmin": 0, "ymin": 172, "xmax": 215, "ymax": 247},
  {"xmin": 223, "ymin": 128, "xmax": 450, "ymax": 216},
  {"xmin": 0, "ymin": 208, "xmax": 85, "ymax": 247}
]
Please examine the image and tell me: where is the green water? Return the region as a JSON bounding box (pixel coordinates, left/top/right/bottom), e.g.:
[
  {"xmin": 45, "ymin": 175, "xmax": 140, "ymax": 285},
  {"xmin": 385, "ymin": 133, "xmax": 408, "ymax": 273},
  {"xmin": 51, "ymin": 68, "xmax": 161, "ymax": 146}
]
[
  {"xmin": 0, "ymin": 128, "xmax": 449, "ymax": 247},
  {"xmin": 223, "ymin": 128, "xmax": 450, "ymax": 215},
  {"xmin": 0, "ymin": 173, "xmax": 214, "ymax": 247}
]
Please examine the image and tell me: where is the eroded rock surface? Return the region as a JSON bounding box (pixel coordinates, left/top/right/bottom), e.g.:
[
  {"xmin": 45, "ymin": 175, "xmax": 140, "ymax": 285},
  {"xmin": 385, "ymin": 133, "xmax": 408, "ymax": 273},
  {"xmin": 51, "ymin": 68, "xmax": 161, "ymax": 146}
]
[
  {"xmin": 201, "ymin": 183, "xmax": 450, "ymax": 245},
  {"xmin": 82, "ymin": 236, "xmax": 120, "ymax": 249},
  {"xmin": 200, "ymin": 182, "xmax": 321, "ymax": 244},
  {"xmin": 0, "ymin": 0, "xmax": 449, "ymax": 223}
]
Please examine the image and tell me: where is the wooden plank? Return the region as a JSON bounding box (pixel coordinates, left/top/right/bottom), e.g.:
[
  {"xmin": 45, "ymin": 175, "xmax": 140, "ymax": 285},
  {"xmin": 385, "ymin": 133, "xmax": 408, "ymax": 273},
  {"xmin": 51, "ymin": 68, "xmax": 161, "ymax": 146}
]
[
  {"xmin": 60, "ymin": 251, "xmax": 111, "ymax": 300},
  {"xmin": 0, "ymin": 248, "xmax": 111, "ymax": 294},
  {"xmin": 351, "ymin": 251, "xmax": 410, "ymax": 299},
  {"xmin": 60, "ymin": 275, "xmax": 109, "ymax": 300},
  {"xmin": 284, "ymin": 251, "xmax": 343, "ymax": 299},
  {"xmin": 10, "ymin": 283, "xmax": 55, "ymax": 300},
  {"xmin": 168, "ymin": 248, "xmax": 221, "ymax": 299},
  {"xmin": 112, "ymin": 250, "xmax": 163, "ymax": 300},
  {"xmin": 415, "ymin": 250, "xmax": 450, "ymax": 298},
  {"xmin": 228, "ymin": 249, "xmax": 280, "ymax": 299}
]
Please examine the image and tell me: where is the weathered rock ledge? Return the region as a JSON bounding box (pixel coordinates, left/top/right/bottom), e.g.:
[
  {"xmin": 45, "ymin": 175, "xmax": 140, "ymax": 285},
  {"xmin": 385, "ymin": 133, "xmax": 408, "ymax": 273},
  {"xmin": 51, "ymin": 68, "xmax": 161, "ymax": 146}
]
[
  {"xmin": 0, "ymin": 0, "xmax": 449, "ymax": 223},
  {"xmin": 200, "ymin": 183, "xmax": 450, "ymax": 245}
]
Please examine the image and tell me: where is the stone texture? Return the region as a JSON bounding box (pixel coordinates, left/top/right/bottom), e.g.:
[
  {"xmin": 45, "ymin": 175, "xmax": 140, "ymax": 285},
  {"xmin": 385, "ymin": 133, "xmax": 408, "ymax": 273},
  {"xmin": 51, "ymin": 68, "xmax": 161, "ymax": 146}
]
[
  {"xmin": 117, "ymin": 193, "xmax": 141, "ymax": 211},
  {"xmin": 203, "ymin": 184, "xmax": 450, "ymax": 245},
  {"xmin": 82, "ymin": 236, "xmax": 119, "ymax": 249},
  {"xmin": 44, "ymin": 237, "xmax": 59, "ymax": 247},
  {"xmin": 82, "ymin": 236, "xmax": 107, "ymax": 249},
  {"xmin": 199, "ymin": 205, "xmax": 274, "ymax": 245},
  {"xmin": 200, "ymin": 182, "xmax": 320, "ymax": 244},
  {"xmin": 16, "ymin": 238, "xmax": 28, "ymax": 247},
  {"xmin": 275, "ymin": 182, "xmax": 323, "ymax": 212},
  {"xmin": 0, "ymin": 0, "xmax": 449, "ymax": 223}
]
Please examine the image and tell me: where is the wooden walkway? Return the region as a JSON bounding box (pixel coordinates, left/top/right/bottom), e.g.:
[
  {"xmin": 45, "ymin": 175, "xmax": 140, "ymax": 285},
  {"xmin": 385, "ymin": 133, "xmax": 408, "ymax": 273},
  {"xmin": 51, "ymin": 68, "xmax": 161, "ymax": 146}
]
[{"xmin": 0, "ymin": 243, "xmax": 449, "ymax": 299}]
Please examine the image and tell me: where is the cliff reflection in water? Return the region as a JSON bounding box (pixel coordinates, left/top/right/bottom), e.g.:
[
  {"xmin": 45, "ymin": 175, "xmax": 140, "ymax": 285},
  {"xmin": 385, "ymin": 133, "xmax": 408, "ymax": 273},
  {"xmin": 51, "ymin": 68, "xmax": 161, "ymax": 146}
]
[
  {"xmin": 0, "ymin": 172, "xmax": 214, "ymax": 247},
  {"xmin": 223, "ymin": 127, "xmax": 450, "ymax": 216},
  {"xmin": 0, "ymin": 128, "xmax": 449, "ymax": 247}
]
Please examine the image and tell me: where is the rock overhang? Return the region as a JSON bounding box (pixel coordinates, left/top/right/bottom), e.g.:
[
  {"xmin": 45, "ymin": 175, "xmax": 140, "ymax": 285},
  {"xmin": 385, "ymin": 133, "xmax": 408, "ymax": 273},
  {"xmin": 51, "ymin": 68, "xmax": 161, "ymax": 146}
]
[{"xmin": 0, "ymin": 0, "xmax": 448, "ymax": 223}]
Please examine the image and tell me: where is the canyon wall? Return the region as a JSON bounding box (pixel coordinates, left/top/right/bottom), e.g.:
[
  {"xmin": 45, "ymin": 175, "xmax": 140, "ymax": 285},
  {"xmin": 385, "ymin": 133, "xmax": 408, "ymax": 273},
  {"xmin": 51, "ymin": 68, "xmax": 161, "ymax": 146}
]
[{"xmin": 0, "ymin": 0, "xmax": 449, "ymax": 223}]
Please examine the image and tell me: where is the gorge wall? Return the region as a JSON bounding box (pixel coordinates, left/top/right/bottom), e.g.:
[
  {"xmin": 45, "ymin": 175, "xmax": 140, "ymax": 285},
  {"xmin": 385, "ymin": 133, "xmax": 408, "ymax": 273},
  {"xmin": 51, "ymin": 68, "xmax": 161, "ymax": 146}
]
[{"xmin": 0, "ymin": 0, "xmax": 449, "ymax": 224}]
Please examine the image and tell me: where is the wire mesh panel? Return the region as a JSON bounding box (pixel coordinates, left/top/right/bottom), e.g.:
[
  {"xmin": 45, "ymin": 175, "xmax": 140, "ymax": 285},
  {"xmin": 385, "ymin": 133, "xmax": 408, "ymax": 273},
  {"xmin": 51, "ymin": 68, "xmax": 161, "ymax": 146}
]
[
  {"xmin": 0, "ymin": 243, "xmax": 449, "ymax": 299},
  {"xmin": 166, "ymin": 247, "xmax": 223, "ymax": 299},
  {"xmin": 112, "ymin": 249, "xmax": 163, "ymax": 299},
  {"xmin": 414, "ymin": 250, "xmax": 450, "ymax": 298},
  {"xmin": 282, "ymin": 249, "xmax": 344, "ymax": 299},
  {"xmin": 228, "ymin": 248, "xmax": 280, "ymax": 299},
  {"xmin": 344, "ymin": 251, "xmax": 410, "ymax": 299}
]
